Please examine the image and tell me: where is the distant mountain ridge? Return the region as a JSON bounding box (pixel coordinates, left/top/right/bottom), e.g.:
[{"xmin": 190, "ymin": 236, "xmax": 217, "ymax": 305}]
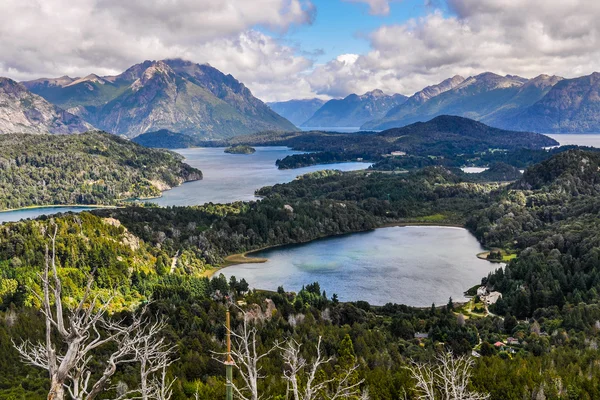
[
  {"xmin": 267, "ymin": 98, "xmax": 326, "ymax": 126},
  {"xmin": 301, "ymin": 90, "xmax": 408, "ymax": 128},
  {"xmin": 362, "ymin": 75, "xmax": 466, "ymax": 130},
  {"xmin": 363, "ymin": 72, "xmax": 552, "ymax": 130},
  {"xmin": 501, "ymin": 73, "xmax": 600, "ymax": 133},
  {"xmin": 361, "ymin": 71, "xmax": 600, "ymax": 133},
  {"xmin": 0, "ymin": 77, "xmax": 92, "ymax": 134},
  {"xmin": 22, "ymin": 59, "xmax": 296, "ymax": 138}
]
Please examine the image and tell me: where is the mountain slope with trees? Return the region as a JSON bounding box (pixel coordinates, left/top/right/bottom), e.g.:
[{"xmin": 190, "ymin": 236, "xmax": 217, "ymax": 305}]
[{"xmin": 0, "ymin": 132, "xmax": 201, "ymax": 210}]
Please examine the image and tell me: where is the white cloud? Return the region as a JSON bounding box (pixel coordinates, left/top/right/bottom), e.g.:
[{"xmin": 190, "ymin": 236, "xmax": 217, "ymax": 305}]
[
  {"xmin": 0, "ymin": 0, "xmax": 315, "ymax": 101},
  {"xmin": 306, "ymin": 0, "xmax": 600, "ymax": 97},
  {"xmin": 342, "ymin": 0, "xmax": 400, "ymax": 16}
]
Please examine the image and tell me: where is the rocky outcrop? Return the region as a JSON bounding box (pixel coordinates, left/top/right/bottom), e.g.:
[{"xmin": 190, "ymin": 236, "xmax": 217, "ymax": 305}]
[{"xmin": 0, "ymin": 78, "xmax": 92, "ymax": 134}]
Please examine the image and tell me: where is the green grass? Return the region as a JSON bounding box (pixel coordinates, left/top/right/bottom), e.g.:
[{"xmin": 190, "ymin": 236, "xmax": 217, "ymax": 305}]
[{"xmin": 418, "ymin": 214, "xmax": 447, "ymax": 222}]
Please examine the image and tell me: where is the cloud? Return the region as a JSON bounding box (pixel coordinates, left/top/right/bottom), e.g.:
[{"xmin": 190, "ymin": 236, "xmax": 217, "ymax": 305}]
[
  {"xmin": 307, "ymin": 0, "xmax": 600, "ymax": 97},
  {"xmin": 342, "ymin": 0, "xmax": 400, "ymax": 15},
  {"xmin": 0, "ymin": 0, "xmax": 315, "ymax": 100}
]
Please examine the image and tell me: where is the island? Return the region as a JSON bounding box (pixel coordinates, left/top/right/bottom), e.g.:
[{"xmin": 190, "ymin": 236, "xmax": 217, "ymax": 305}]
[{"xmin": 224, "ymin": 144, "xmax": 256, "ymax": 154}]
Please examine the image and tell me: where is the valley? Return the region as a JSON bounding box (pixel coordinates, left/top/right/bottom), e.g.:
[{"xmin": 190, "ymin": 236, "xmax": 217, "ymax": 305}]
[{"xmin": 1, "ymin": 14, "xmax": 600, "ymax": 397}]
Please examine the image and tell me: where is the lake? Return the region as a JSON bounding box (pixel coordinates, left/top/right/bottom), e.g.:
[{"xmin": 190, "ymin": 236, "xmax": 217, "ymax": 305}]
[
  {"xmin": 545, "ymin": 133, "xmax": 600, "ymax": 147},
  {"xmin": 220, "ymin": 226, "xmax": 497, "ymax": 306},
  {"xmin": 148, "ymin": 147, "xmax": 370, "ymax": 206},
  {"xmin": 0, "ymin": 206, "xmax": 99, "ymax": 224},
  {"xmin": 0, "ymin": 147, "xmax": 370, "ymax": 223}
]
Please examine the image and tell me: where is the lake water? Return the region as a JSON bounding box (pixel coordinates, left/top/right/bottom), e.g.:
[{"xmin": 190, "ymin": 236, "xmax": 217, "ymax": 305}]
[
  {"xmin": 0, "ymin": 147, "xmax": 370, "ymax": 223},
  {"xmin": 221, "ymin": 226, "xmax": 496, "ymax": 306},
  {"xmin": 545, "ymin": 134, "xmax": 600, "ymax": 147},
  {"xmin": 301, "ymin": 127, "xmax": 365, "ymax": 133},
  {"xmin": 461, "ymin": 167, "xmax": 488, "ymax": 173},
  {"xmin": 148, "ymin": 147, "xmax": 371, "ymax": 206},
  {"xmin": 0, "ymin": 206, "xmax": 99, "ymax": 224}
]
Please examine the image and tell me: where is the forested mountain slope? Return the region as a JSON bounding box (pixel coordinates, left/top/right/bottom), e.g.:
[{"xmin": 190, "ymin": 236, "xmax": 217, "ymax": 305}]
[{"xmin": 0, "ymin": 132, "xmax": 201, "ymax": 210}]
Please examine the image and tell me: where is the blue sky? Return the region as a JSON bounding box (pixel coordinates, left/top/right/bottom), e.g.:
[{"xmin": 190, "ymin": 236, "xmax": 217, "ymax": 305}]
[{"xmin": 268, "ymin": 0, "xmax": 449, "ymax": 65}]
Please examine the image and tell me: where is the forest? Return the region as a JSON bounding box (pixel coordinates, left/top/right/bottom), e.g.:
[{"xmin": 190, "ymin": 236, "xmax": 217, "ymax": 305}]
[
  {"xmin": 2, "ymin": 149, "xmax": 600, "ymax": 399},
  {"xmin": 0, "ymin": 132, "xmax": 202, "ymax": 210}
]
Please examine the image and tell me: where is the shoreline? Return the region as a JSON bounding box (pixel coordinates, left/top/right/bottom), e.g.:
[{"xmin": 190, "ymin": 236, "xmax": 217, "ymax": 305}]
[
  {"xmin": 0, "ymin": 176, "xmax": 203, "ymax": 215},
  {"xmin": 204, "ymin": 221, "xmax": 493, "ymax": 278},
  {"xmin": 0, "ymin": 203, "xmax": 119, "ymax": 214}
]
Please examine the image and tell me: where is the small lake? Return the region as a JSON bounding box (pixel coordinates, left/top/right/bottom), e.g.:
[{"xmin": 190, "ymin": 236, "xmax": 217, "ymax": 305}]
[
  {"xmin": 0, "ymin": 147, "xmax": 370, "ymax": 223},
  {"xmin": 461, "ymin": 167, "xmax": 488, "ymax": 173},
  {"xmin": 221, "ymin": 226, "xmax": 497, "ymax": 306}
]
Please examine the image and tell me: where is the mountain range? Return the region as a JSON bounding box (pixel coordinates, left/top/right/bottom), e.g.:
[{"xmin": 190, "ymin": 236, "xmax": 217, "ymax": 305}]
[
  {"xmin": 4, "ymin": 62, "xmax": 600, "ymax": 138},
  {"xmin": 19, "ymin": 59, "xmax": 296, "ymax": 138},
  {"xmin": 300, "ymin": 90, "xmax": 408, "ymax": 128},
  {"xmin": 361, "ymin": 72, "xmax": 600, "ymax": 133}
]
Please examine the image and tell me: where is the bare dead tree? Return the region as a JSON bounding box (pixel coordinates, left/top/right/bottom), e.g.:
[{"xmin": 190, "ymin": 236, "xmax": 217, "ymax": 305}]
[
  {"xmin": 12, "ymin": 223, "xmax": 175, "ymax": 400},
  {"xmin": 406, "ymin": 350, "xmax": 489, "ymax": 400},
  {"xmin": 280, "ymin": 336, "xmax": 369, "ymax": 400},
  {"xmin": 135, "ymin": 319, "xmax": 178, "ymax": 400},
  {"xmin": 213, "ymin": 308, "xmax": 278, "ymax": 400}
]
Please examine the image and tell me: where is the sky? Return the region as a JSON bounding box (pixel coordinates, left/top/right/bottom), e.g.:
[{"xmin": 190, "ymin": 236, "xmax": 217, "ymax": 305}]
[{"xmin": 1, "ymin": 0, "xmax": 599, "ymax": 102}]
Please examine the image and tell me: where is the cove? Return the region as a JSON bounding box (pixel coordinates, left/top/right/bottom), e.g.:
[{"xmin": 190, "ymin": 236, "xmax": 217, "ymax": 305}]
[{"xmin": 220, "ymin": 226, "xmax": 498, "ymax": 307}]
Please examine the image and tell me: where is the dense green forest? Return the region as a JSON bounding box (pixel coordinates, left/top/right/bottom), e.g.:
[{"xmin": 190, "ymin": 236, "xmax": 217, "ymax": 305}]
[
  {"xmin": 3, "ymin": 149, "xmax": 600, "ymax": 399},
  {"xmin": 0, "ymin": 132, "xmax": 202, "ymax": 210}
]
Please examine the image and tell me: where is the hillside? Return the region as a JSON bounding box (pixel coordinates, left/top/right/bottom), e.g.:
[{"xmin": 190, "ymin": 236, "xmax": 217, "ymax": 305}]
[
  {"xmin": 362, "ymin": 73, "xmax": 561, "ymax": 131},
  {"xmin": 0, "ymin": 132, "xmax": 202, "ymax": 210},
  {"xmin": 22, "ymin": 59, "xmax": 296, "ymax": 138},
  {"xmin": 515, "ymin": 149, "xmax": 600, "ymax": 194},
  {"xmin": 132, "ymin": 129, "xmax": 203, "ymax": 149},
  {"xmin": 503, "ymin": 72, "xmax": 600, "ymax": 133},
  {"xmin": 302, "ymin": 90, "xmax": 407, "ymax": 127},
  {"xmin": 0, "ymin": 78, "xmax": 92, "ymax": 134},
  {"xmin": 267, "ymin": 98, "xmax": 325, "ymax": 126},
  {"xmin": 235, "ymin": 115, "xmax": 558, "ymax": 159}
]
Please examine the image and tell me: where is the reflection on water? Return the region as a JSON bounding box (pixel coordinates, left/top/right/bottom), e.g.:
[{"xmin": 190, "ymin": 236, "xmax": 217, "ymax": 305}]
[{"xmin": 221, "ymin": 226, "xmax": 497, "ymax": 306}]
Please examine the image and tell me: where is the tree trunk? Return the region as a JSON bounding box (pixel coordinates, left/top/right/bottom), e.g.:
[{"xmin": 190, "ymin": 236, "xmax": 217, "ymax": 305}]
[{"xmin": 48, "ymin": 379, "xmax": 65, "ymax": 400}]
